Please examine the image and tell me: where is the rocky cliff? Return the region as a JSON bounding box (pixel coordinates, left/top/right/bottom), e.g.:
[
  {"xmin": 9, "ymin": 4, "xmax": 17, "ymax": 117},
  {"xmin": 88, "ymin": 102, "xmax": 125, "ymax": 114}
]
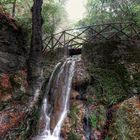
[
  {"xmin": 0, "ymin": 13, "xmax": 33, "ymax": 139},
  {"xmin": 0, "ymin": 13, "xmax": 28, "ymax": 73}
]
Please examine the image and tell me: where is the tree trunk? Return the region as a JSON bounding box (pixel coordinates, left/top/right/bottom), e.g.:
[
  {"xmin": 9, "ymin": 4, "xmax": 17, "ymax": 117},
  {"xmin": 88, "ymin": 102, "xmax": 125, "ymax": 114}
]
[{"xmin": 27, "ymin": 0, "xmax": 44, "ymax": 103}]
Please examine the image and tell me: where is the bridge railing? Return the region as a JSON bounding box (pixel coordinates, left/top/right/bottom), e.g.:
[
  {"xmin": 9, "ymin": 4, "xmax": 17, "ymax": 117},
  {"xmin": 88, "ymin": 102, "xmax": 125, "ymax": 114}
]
[{"xmin": 43, "ymin": 22, "xmax": 140, "ymax": 52}]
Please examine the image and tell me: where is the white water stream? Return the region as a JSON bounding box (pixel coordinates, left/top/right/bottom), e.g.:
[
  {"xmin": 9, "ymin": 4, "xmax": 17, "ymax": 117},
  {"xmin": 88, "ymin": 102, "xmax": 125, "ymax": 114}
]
[{"xmin": 33, "ymin": 58, "xmax": 76, "ymax": 140}]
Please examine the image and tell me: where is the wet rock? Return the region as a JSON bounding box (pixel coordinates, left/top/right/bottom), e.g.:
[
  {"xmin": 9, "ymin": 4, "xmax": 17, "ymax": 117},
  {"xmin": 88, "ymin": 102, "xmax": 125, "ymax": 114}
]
[
  {"xmin": 62, "ymin": 100, "xmax": 86, "ymax": 140},
  {"xmin": 43, "ymin": 48, "xmax": 65, "ymax": 79},
  {"xmin": 70, "ymin": 89, "xmax": 79, "ymax": 100},
  {"xmin": 72, "ymin": 58, "xmax": 89, "ymax": 87},
  {"xmin": 61, "ymin": 117, "xmax": 71, "ymax": 138}
]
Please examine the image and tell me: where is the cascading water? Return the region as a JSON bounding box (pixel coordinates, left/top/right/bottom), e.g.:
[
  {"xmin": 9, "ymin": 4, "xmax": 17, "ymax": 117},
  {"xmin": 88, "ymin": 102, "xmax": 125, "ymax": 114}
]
[{"xmin": 33, "ymin": 57, "xmax": 76, "ymax": 140}]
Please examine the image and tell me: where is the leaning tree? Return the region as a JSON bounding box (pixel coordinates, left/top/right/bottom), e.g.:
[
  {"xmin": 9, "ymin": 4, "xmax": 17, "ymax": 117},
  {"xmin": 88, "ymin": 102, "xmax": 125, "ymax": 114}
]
[{"xmin": 27, "ymin": 0, "xmax": 44, "ymax": 105}]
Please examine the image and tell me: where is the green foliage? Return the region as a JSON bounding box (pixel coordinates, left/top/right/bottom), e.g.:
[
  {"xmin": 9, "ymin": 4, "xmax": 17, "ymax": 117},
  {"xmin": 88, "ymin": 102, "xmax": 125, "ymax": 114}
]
[
  {"xmin": 42, "ymin": 1, "xmax": 66, "ymax": 34},
  {"xmin": 89, "ymin": 105, "xmax": 106, "ymax": 129},
  {"xmin": 69, "ymin": 105, "xmax": 79, "ymax": 128},
  {"xmin": 87, "ymin": 96, "xmax": 95, "ymax": 105},
  {"xmin": 89, "ymin": 113, "xmax": 97, "ymax": 128},
  {"xmin": 0, "ymin": 0, "xmax": 15, "ymax": 4},
  {"xmin": 89, "ymin": 66, "xmax": 128, "ymax": 106},
  {"xmin": 1, "ymin": 0, "xmax": 66, "ymax": 37},
  {"xmin": 68, "ymin": 131, "xmax": 81, "ymax": 140},
  {"xmin": 78, "ymin": 0, "xmax": 140, "ymax": 26},
  {"xmin": 105, "ymin": 136, "xmax": 110, "ymax": 140},
  {"xmin": 83, "ymin": 42, "xmax": 140, "ymax": 106}
]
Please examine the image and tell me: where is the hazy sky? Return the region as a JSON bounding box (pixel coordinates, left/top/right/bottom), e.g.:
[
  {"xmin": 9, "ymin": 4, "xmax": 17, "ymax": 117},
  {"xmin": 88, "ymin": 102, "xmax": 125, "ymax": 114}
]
[{"xmin": 65, "ymin": 0, "xmax": 86, "ymax": 22}]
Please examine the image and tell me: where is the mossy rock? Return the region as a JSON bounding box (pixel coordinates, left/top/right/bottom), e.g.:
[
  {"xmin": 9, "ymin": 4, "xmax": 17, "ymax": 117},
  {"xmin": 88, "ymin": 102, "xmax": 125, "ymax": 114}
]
[
  {"xmin": 87, "ymin": 67, "xmax": 129, "ymax": 105},
  {"xmin": 108, "ymin": 96, "xmax": 140, "ymax": 140},
  {"xmin": 83, "ymin": 41, "xmax": 140, "ymax": 106}
]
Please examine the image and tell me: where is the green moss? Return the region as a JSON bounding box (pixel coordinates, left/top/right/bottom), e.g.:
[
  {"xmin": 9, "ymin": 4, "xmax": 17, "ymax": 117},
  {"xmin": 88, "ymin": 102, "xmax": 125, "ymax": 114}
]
[
  {"xmin": 88, "ymin": 66, "xmax": 127, "ymax": 106},
  {"xmin": 86, "ymin": 61, "xmax": 140, "ymax": 106},
  {"xmin": 68, "ymin": 131, "xmax": 81, "ymax": 140}
]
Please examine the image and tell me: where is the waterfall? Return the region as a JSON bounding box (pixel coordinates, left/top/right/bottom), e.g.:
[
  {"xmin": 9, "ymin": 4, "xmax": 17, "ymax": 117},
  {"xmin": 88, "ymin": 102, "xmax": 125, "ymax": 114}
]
[{"xmin": 33, "ymin": 57, "xmax": 76, "ymax": 140}]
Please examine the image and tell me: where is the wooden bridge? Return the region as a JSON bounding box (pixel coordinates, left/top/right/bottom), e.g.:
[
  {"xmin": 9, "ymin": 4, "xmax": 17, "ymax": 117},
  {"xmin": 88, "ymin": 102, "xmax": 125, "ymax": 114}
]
[{"xmin": 43, "ymin": 22, "xmax": 140, "ymax": 55}]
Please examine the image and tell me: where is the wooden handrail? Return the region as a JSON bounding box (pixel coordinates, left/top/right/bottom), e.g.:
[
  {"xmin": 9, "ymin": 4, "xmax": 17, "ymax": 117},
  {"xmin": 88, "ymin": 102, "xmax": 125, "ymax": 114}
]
[{"xmin": 43, "ymin": 22, "xmax": 140, "ymax": 52}]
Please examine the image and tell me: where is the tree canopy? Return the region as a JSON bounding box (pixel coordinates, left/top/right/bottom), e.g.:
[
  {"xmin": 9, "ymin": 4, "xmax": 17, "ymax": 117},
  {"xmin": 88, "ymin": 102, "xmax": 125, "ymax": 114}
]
[
  {"xmin": 78, "ymin": 0, "xmax": 140, "ymax": 26},
  {"xmin": 0, "ymin": 0, "xmax": 66, "ymax": 35}
]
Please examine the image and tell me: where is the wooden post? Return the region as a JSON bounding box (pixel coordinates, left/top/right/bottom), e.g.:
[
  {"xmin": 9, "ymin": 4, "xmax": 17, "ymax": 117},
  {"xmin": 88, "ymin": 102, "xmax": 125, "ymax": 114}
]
[
  {"xmin": 63, "ymin": 31, "xmax": 69, "ymax": 58},
  {"xmin": 51, "ymin": 34, "xmax": 54, "ymax": 49}
]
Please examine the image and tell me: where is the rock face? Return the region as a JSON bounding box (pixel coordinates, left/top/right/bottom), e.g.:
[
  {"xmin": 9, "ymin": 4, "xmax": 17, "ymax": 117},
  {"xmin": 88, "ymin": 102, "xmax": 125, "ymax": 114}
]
[
  {"xmin": 0, "ymin": 14, "xmax": 37, "ymax": 140},
  {"xmin": 43, "ymin": 48, "xmax": 65, "ymax": 79},
  {"xmin": 61, "ymin": 89, "xmax": 86, "ymax": 140},
  {"xmin": 0, "ymin": 13, "xmax": 28, "ymax": 73},
  {"xmin": 72, "ymin": 57, "xmax": 89, "ymax": 88}
]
